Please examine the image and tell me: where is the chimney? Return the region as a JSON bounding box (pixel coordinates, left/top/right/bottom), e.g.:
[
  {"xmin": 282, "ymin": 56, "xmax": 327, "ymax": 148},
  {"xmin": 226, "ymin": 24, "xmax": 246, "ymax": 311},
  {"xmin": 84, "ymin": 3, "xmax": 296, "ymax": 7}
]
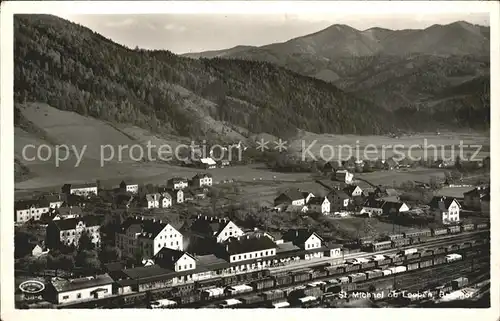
[
  {"xmin": 296, "ymin": 230, "xmax": 299, "ymax": 237},
  {"xmin": 226, "ymin": 244, "xmax": 229, "ymax": 252},
  {"xmin": 153, "ymin": 218, "xmax": 156, "ymax": 222},
  {"xmin": 141, "ymin": 216, "xmax": 144, "ymax": 220},
  {"xmin": 159, "ymin": 220, "xmax": 162, "ymax": 224}
]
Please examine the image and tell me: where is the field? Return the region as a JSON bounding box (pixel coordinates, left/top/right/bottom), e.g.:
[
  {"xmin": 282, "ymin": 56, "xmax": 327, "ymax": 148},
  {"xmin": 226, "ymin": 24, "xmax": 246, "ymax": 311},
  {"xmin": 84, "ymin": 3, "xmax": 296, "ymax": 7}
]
[
  {"xmin": 288, "ymin": 130, "xmax": 490, "ymax": 162},
  {"xmin": 15, "ymin": 103, "xmax": 489, "ymax": 200}
]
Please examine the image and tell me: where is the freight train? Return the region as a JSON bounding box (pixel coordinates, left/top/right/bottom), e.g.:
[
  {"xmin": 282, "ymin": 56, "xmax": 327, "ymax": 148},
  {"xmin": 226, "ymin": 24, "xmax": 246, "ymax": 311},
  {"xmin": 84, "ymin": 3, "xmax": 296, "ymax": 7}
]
[{"xmin": 365, "ymin": 223, "xmax": 488, "ymax": 252}]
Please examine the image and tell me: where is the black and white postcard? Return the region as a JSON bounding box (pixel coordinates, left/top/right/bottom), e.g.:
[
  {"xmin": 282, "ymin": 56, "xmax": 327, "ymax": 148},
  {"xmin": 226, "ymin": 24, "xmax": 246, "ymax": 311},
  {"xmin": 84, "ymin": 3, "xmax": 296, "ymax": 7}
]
[{"xmin": 1, "ymin": 1, "xmax": 498, "ymax": 320}]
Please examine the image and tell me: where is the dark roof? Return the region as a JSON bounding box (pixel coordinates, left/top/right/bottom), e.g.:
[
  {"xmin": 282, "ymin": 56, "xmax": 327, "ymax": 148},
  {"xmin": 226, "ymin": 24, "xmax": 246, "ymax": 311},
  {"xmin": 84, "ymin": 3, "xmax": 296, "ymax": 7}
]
[
  {"xmin": 362, "ymin": 198, "xmax": 385, "ymax": 208},
  {"xmin": 381, "ymin": 201, "xmax": 406, "ymax": 213},
  {"xmin": 464, "ymin": 186, "xmax": 490, "ymax": 197},
  {"xmin": 119, "ymin": 217, "xmax": 172, "ymax": 239},
  {"xmin": 52, "ymin": 215, "xmax": 102, "ymax": 231},
  {"xmin": 121, "ymin": 264, "xmax": 175, "ymax": 281},
  {"xmin": 277, "ymin": 189, "xmax": 305, "ymax": 202},
  {"xmin": 64, "ymin": 183, "xmax": 96, "ymax": 189},
  {"xmin": 56, "ymin": 206, "xmax": 83, "ymax": 216},
  {"xmin": 51, "ymin": 274, "xmax": 113, "ymax": 292},
  {"xmin": 276, "ymin": 241, "xmax": 301, "ymax": 253},
  {"xmin": 282, "ymin": 229, "xmax": 323, "ymax": 245},
  {"xmin": 224, "ymin": 235, "xmax": 277, "ymax": 255},
  {"xmin": 195, "ymin": 254, "xmax": 228, "ymax": 270},
  {"xmin": 15, "ymin": 199, "xmax": 49, "ymax": 210},
  {"xmin": 308, "ymin": 196, "xmax": 327, "ymax": 205},
  {"xmin": 168, "ymin": 177, "xmax": 188, "ymax": 183},
  {"xmin": 39, "ymin": 194, "xmax": 62, "ymax": 203},
  {"xmin": 154, "ymin": 248, "xmax": 194, "ymax": 265},
  {"xmin": 327, "ymin": 189, "xmax": 350, "ymax": 200},
  {"xmin": 103, "ymin": 261, "xmax": 126, "ymax": 273},
  {"xmin": 343, "ymin": 185, "xmax": 360, "ymax": 195},
  {"xmin": 429, "ymin": 196, "xmax": 460, "ymax": 209},
  {"xmin": 193, "ymin": 173, "xmax": 213, "ymax": 179},
  {"xmin": 190, "ymin": 217, "xmax": 231, "ymax": 236}
]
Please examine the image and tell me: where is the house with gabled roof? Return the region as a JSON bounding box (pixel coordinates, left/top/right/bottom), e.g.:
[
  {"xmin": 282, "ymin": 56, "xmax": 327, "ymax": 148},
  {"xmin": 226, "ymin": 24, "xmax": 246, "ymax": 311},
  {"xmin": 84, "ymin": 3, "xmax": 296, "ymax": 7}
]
[
  {"xmin": 360, "ymin": 198, "xmax": 385, "ymax": 216},
  {"xmin": 334, "ymin": 169, "xmax": 354, "ymax": 184},
  {"xmin": 115, "ymin": 217, "xmax": 183, "ymax": 259},
  {"xmin": 154, "ymin": 247, "xmax": 197, "ymax": 272},
  {"xmin": 46, "ymin": 215, "xmax": 103, "ymax": 249},
  {"xmin": 307, "ymin": 196, "xmax": 330, "ymax": 214},
  {"xmin": 192, "ymin": 173, "xmax": 213, "ymax": 188},
  {"xmin": 15, "ymin": 199, "xmax": 51, "ymax": 223},
  {"xmin": 343, "ymin": 185, "xmax": 363, "ymax": 197},
  {"xmin": 327, "ymin": 188, "xmax": 350, "ymax": 210},
  {"xmin": 61, "ymin": 183, "xmax": 98, "ymax": 197},
  {"xmin": 282, "ymin": 229, "xmax": 324, "ymax": 260},
  {"xmin": 160, "ymin": 188, "xmax": 184, "ymax": 204},
  {"xmin": 222, "ymin": 235, "xmax": 277, "ymax": 263},
  {"xmin": 48, "ymin": 273, "xmax": 114, "ymax": 304},
  {"xmin": 274, "ymin": 189, "xmax": 310, "ymax": 207},
  {"xmin": 463, "ymin": 185, "xmax": 489, "ymax": 211},
  {"xmin": 429, "ymin": 196, "xmax": 461, "ymax": 224},
  {"xmin": 189, "ymin": 215, "xmax": 244, "ymax": 244},
  {"xmin": 167, "ymin": 177, "xmax": 189, "ymax": 190}
]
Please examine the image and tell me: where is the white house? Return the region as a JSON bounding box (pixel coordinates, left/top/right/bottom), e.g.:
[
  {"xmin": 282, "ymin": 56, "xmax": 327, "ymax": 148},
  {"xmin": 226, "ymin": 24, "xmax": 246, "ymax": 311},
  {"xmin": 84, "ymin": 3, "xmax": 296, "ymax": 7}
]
[
  {"xmin": 62, "ymin": 183, "xmax": 98, "ymax": 197},
  {"xmin": 15, "ymin": 200, "xmax": 51, "ymax": 223},
  {"xmin": 200, "ymin": 157, "xmax": 217, "ymax": 169},
  {"xmin": 360, "ymin": 199, "xmax": 385, "ymax": 217},
  {"xmin": 307, "ymin": 196, "xmax": 330, "ymax": 214},
  {"xmin": 167, "ymin": 178, "xmax": 189, "ymax": 190},
  {"xmin": 343, "ymin": 185, "xmax": 363, "ymax": 197},
  {"xmin": 154, "ymin": 248, "xmax": 197, "ymax": 272},
  {"xmin": 274, "ymin": 189, "xmax": 313, "ymax": 207},
  {"xmin": 144, "ymin": 193, "xmax": 161, "ymax": 209},
  {"xmin": 39, "ymin": 194, "xmax": 64, "ymax": 209},
  {"xmin": 224, "ymin": 235, "xmax": 278, "ymax": 264},
  {"xmin": 190, "ymin": 216, "xmax": 244, "ymax": 243},
  {"xmin": 115, "ymin": 217, "xmax": 183, "ymax": 259},
  {"xmin": 335, "ymin": 170, "xmax": 354, "ymax": 184},
  {"xmin": 429, "ymin": 196, "xmax": 461, "ymax": 224},
  {"xmin": 50, "ymin": 274, "xmax": 114, "ymax": 304},
  {"xmin": 282, "ymin": 230, "xmax": 324, "ymax": 260},
  {"xmin": 163, "ymin": 189, "xmax": 184, "ymax": 204},
  {"xmin": 124, "ymin": 183, "xmax": 139, "ymax": 194},
  {"xmin": 192, "ymin": 173, "xmax": 213, "ymax": 188},
  {"xmin": 382, "ymin": 201, "xmax": 410, "ymax": 215},
  {"xmin": 160, "ymin": 194, "xmax": 173, "ymax": 208}
]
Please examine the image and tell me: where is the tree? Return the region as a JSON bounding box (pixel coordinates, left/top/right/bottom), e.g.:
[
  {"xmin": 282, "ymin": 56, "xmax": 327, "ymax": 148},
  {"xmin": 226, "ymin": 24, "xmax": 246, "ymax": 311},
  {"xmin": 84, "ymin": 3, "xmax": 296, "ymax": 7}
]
[
  {"xmin": 99, "ymin": 246, "xmax": 121, "ymax": 263},
  {"xmin": 78, "ymin": 231, "xmax": 94, "ymax": 251},
  {"xmin": 429, "ymin": 176, "xmax": 440, "ymax": 190}
]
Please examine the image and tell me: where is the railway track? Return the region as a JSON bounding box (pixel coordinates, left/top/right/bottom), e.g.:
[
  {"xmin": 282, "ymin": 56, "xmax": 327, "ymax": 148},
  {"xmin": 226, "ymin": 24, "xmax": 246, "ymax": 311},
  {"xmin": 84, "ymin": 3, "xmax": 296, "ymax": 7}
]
[
  {"xmin": 180, "ymin": 246, "xmax": 489, "ymax": 308},
  {"xmin": 58, "ymin": 231, "xmax": 489, "ymax": 309},
  {"xmin": 269, "ymin": 231, "xmax": 489, "ymax": 274}
]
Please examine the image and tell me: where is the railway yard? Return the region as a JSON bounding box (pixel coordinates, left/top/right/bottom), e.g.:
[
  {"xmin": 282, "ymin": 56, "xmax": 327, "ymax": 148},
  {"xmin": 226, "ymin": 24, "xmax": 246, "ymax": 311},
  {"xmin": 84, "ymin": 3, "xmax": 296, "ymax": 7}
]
[{"xmin": 55, "ymin": 225, "xmax": 490, "ymax": 309}]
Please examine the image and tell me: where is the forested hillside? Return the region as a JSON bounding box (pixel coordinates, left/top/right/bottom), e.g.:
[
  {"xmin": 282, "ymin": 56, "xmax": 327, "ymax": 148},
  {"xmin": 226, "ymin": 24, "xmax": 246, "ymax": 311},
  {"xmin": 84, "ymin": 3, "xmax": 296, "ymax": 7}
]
[
  {"xmin": 14, "ymin": 14, "xmax": 412, "ymax": 141},
  {"xmin": 14, "ymin": 15, "xmax": 489, "ymax": 142}
]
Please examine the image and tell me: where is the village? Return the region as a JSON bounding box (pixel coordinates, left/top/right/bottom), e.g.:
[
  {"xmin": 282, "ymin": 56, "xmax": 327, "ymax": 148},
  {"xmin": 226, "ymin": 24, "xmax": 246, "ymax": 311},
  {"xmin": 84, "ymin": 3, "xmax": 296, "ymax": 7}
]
[{"xmin": 14, "ymin": 149, "xmax": 491, "ymax": 308}]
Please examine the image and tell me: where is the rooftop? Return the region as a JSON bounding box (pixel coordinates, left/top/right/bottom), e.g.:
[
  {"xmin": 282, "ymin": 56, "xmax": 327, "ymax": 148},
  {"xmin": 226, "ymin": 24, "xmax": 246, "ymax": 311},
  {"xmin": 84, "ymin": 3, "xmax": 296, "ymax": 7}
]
[
  {"xmin": 224, "ymin": 235, "xmax": 277, "ymax": 255},
  {"xmin": 51, "ymin": 274, "xmax": 113, "ymax": 293},
  {"xmin": 52, "ymin": 215, "xmax": 102, "ymax": 231}
]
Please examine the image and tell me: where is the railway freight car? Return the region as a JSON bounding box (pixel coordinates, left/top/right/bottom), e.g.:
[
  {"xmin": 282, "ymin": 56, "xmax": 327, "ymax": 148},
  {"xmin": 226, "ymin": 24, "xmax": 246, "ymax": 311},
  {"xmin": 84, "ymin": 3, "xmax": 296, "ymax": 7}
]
[
  {"xmin": 448, "ymin": 226, "xmax": 461, "ymax": 234},
  {"xmin": 419, "ymin": 259, "xmax": 433, "ymax": 269},
  {"xmin": 348, "ymin": 273, "xmax": 367, "ymax": 283},
  {"xmin": 176, "ymin": 292, "xmax": 202, "ymax": 305},
  {"xmin": 361, "ymin": 261, "xmax": 376, "ymax": 269},
  {"xmin": 388, "ymin": 233, "xmax": 404, "ymax": 241},
  {"xmin": 365, "ymin": 269, "xmax": 384, "ymax": 279},
  {"xmin": 370, "ymin": 241, "xmax": 392, "ymax": 252},
  {"xmin": 420, "ymin": 249, "xmax": 434, "ymax": 258},
  {"xmin": 433, "ymin": 256, "xmax": 447, "ymax": 265},
  {"xmin": 311, "ymin": 268, "xmax": 328, "ymax": 279},
  {"xmin": 434, "ymin": 247, "xmax": 447, "ymax": 255},
  {"xmin": 274, "ymin": 275, "xmax": 293, "ymax": 286},
  {"xmin": 261, "ymin": 289, "xmax": 285, "ymax": 301},
  {"xmin": 240, "ymin": 295, "xmax": 264, "ymax": 306},
  {"xmin": 407, "ymin": 262, "xmax": 419, "ymax": 271},
  {"xmin": 251, "ymin": 278, "xmax": 275, "ymax": 291},
  {"xmin": 326, "ymin": 265, "xmax": 346, "ymax": 276},
  {"xmin": 293, "ymin": 272, "xmax": 312, "ymax": 283},
  {"xmin": 375, "ymin": 258, "xmax": 392, "ymax": 268},
  {"xmin": 345, "ymin": 264, "xmax": 361, "ymax": 272},
  {"xmin": 392, "ymin": 238, "xmax": 411, "ymax": 247},
  {"xmin": 404, "ymin": 229, "xmax": 431, "ymax": 239},
  {"xmin": 461, "ymin": 224, "xmax": 475, "ymax": 232},
  {"xmin": 476, "ymin": 223, "xmax": 488, "ymax": 230},
  {"xmin": 431, "ymin": 228, "xmax": 448, "ymax": 237}
]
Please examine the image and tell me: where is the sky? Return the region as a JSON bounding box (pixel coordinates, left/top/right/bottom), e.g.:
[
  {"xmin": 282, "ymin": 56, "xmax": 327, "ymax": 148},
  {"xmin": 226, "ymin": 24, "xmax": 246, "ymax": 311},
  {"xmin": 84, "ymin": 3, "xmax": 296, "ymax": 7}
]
[{"xmin": 59, "ymin": 13, "xmax": 490, "ymax": 54}]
